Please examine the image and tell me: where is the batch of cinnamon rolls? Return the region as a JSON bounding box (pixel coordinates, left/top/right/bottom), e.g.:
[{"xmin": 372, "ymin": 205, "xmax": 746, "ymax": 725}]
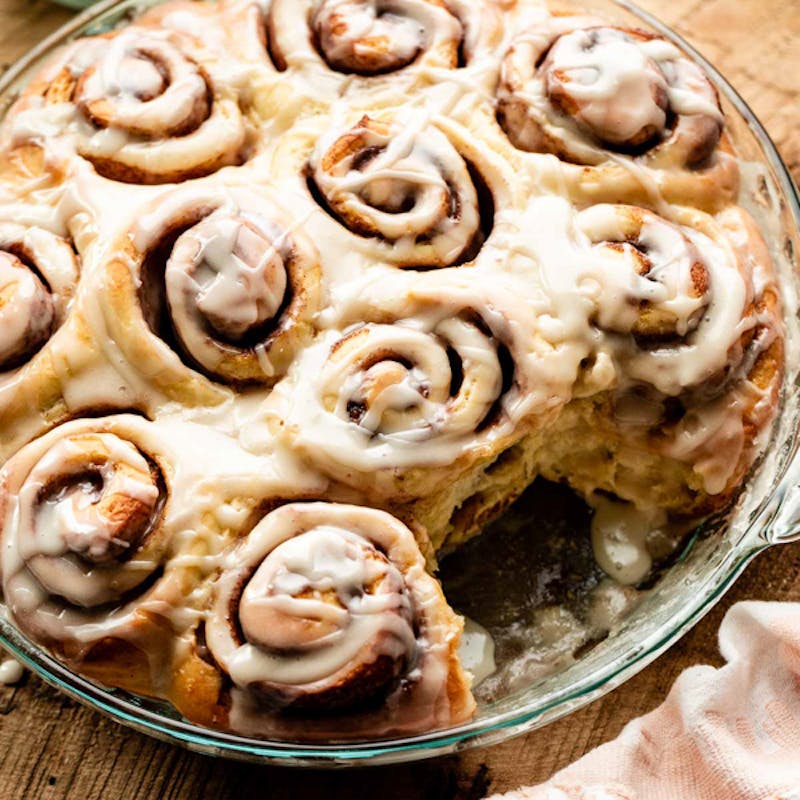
[{"xmin": 0, "ymin": 0, "xmax": 785, "ymax": 739}]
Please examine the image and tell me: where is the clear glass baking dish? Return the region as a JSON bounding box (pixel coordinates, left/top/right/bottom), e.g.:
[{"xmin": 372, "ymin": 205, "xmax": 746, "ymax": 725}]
[{"xmin": 1, "ymin": 0, "xmax": 799, "ymax": 767}]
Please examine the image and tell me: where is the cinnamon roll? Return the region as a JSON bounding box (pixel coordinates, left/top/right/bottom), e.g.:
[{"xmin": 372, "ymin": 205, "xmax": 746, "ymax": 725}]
[
  {"xmin": 534, "ymin": 202, "xmax": 783, "ymax": 513},
  {"xmin": 15, "ymin": 27, "xmax": 248, "ymax": 185},
  {"xmin": 309, "ymin": 113, "xmax": 489, "ymax": 268},
  {"xmin": 579, "ymin": 204, "xmax": 776, "ymax": 395},
  {"xmin": 496, "ymin": 19, "xmax": 739, "ymax": 210},
  {"xmin": 100, "ymin": 186, "xmax": 321, "ymax": 402},
  {"xmin": 267, "ymin": 0, "xmax": 462, "ymax": 76},
  {"xmin": 0, "ymin": 416, "xmax": 175, "ymax": 689},
  {"xmin": 171, "ymin": 502, "xmax": 474, "ymax": 737},
  {"xmin": 0, "ymin": 222, "xmax": 79, "ymax": 375},
  {"xmin": 272, "ymin": 274, "xmax": 545, "ymax": 502}
]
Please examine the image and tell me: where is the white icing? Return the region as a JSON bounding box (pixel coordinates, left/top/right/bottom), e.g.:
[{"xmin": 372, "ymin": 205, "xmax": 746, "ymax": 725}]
[
  {"xmin": 544, "ymin": 28, "xmax": 668, "ymax": 146},
  {"xmin": 168, "ymin": 216, "xmax": 286, "ymax": 340},
  {"xmin": 164, "ymin": 210, "xmax": 292, "ymax": 372},
  {"xmin": 78, "ymin": 30, "xmax": 209, "ymax": 137},
  {"xmin": 498, "ymin": 19, "xmax": 725, "ymax": 172},
  {"xmin": 0, "ymin": 658, "xmax": 25, "ymax": 684},
  {"xmin": 590, "ymin": 495, "xmax": 666, "ymax": 585},
  {"xmin": 459, "ymin": 617, "xmax": 496, "ymax": 685}
]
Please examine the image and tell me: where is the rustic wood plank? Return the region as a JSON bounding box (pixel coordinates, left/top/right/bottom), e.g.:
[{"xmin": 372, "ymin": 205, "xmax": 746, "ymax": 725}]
[
  {"xmin": 0, "ymin": 1, "xmax": 799, "ymax": 798},
  {"xmin": 0, "ymin": 0, "xmax": 73, "ymax": 70}
]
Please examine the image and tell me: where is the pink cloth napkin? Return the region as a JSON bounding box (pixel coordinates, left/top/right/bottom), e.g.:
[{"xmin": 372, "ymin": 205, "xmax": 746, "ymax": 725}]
[{"xmin": 488, "ymin": 601, "xmax": 800, "ymax": 800}]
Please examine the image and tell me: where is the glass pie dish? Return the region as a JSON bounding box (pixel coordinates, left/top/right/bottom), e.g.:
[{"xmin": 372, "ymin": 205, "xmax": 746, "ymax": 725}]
[{"xmin": 1, "ymin": 0, "xmax": 799, "ymax": 767}]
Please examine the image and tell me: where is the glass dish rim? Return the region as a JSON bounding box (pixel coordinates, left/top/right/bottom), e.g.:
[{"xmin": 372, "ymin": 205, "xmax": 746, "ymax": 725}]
[{"xmin": 0, "ymin": 0, "xmax": 799, "ymax": 767}]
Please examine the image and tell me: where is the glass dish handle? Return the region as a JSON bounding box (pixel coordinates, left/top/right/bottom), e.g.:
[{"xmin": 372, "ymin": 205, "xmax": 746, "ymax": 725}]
[{"xmin": 766, "ymin": 444, "xmax": 800, "ymax": 544}]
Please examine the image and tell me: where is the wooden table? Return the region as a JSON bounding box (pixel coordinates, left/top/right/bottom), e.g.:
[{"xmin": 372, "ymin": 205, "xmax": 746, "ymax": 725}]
[{"xmin": 1, "ymin": 1, "xmax": 798, "ymax": 797}]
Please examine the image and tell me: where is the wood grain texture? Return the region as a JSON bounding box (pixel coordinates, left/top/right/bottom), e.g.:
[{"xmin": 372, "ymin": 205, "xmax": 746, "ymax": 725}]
[
  {"xmin": 0, "ymin": 0, "xmax": 72, "ymax": 69},
  {"xmin": 1, "ymin": 1, "xmax": 799, "ymax": 797}
]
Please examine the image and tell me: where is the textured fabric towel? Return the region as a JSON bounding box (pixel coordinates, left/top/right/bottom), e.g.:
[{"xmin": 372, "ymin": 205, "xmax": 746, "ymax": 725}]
[{"xmin": 488, "ymin": 601, "xmax": 800, "ymax": 800}]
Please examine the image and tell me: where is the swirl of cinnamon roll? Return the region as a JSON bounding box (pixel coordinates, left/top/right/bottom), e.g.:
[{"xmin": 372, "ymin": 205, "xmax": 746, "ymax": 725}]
[
  {"xmin": 496, "ymin": 20, "xmax": 737, "ymax": 208},
  {"xmin": 102, "ymin": 186, "xmax": 320, "ymax": 400},
  {"xmin": 273, "ymin": 278, "xmax": 536, "ymax": 499},
  {"xmin": 26, "ymin": 28, "xmax": 247, "ymax": 184},
  {"xmin": 0, "ymin": 416, "xmax": 171, "ymax": 651},
  {"xmin": 498, "ymin": 22, "xmax": 722, "ymax": 163},
  {"xmin": 327, "ymin": 319, "xmax": 503, "ymax": 438},
  {"xmin": 0, "ymin": 223, "xmax": 79, "ymax": 374},
  {"xmin": 267, "ymin": 0, "xmax": 462, "ymax": 76},
  {"xmin": 578, "ymin": 204, "xmax": 759, "ymax": 396},
  {"xmin": 197, "ymin": 502, "xmax": 473, "ymax": 731},
  {"xmin": 310, "ymin": 114, "xmax": 485, "ymax": 267},
  {"xmin": 581, "ymin": 205, "xmax": 710, "ymax": 343}
]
